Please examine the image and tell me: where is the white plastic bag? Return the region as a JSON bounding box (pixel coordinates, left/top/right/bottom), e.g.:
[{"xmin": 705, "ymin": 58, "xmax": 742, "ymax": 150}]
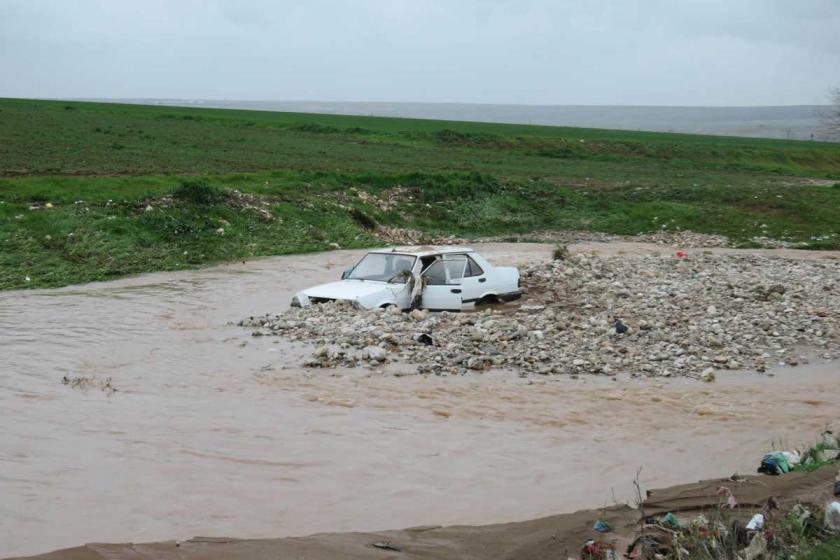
[
  {"xmin": 826, "ymin": 501, "xmax": 840, "ymax": 532},
  {"xmin": 746, "ymin": 513, "xmax": 765, "ymax": 531}
]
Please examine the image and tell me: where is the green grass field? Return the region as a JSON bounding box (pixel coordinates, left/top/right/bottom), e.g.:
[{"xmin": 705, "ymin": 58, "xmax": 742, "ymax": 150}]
[{"xmin": 1, "ymin": 97, "xmax": 840, "ymax": 289}]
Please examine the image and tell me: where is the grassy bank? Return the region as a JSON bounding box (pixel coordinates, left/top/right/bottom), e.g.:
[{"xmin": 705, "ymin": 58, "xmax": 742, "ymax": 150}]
[
  {"xmin": 804, "ymin": 538, "xmax": 840, "ymax": 560},
  {"xmin": 1, "ymin": 98, "xmax": 840, "ymax": 290}
]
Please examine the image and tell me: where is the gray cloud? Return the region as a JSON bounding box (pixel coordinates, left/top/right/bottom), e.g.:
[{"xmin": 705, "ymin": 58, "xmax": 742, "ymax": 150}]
[{"xmin": 1, "ymin": 0, "xmax": 838, "ymax": 105}]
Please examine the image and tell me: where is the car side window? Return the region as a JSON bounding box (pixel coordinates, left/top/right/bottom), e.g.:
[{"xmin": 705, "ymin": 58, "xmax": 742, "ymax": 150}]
[
  {"xmin": 423, "ymin": 258, "xmax": 466, "ymax": 285},
  {"xmin": 423, "ymin": 261, "xmax": 447, "ymax": 285},
  {"xmin": 447, "ymin": 257, "xmax": 467, "ymax": 281},
  {"xmin": 465, "ymin": 255, "xmax": 484, "ymax": 277}
]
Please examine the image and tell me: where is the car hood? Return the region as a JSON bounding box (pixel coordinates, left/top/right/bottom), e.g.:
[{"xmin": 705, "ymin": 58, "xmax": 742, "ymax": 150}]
[{"xmin": 300, "ymin": 280, "xmax": 400, "ymax": 300}]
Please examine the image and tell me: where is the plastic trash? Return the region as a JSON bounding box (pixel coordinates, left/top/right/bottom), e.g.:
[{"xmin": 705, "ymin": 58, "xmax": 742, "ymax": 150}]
[
  {"xmin": 821, "ymin": 430, "xmax": 839, "ymax": 449},
  {"xmin": 825, "ymin": 502, "xmax": 840, "ymax": 532},
  {"xmin": 781, "ymin": 450, "xmax": 801, "ymax": 466},
  {"xmin": 717, "ymin": 486, "xmax": 738, "ymax": 508},
  {"xmin": 581, "ymin": 539, "xmax": 616, "ymax": 560},
  {"xmin": 745, "ymin": 513, "xmax": 765, "ymax": 531},
  {"xmin": 661, "ymin": 512, "xmax": 682, "ymax": 528},
  {"xmin": 415, "ymin": 333, "xmax": 434, "ymax": 346},
  {"xmin": 758, "ymin": 451, "xmax": 790, "ymax": 475},
  {"xmin": 592, "ymin": 519, "xmax": 612, "ymax": 533}
]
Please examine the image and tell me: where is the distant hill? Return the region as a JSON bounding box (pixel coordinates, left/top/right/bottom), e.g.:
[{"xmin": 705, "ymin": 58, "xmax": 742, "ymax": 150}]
[{"xmin": 90, "ymin": 99, "xmax": 829, "ymax": 141}]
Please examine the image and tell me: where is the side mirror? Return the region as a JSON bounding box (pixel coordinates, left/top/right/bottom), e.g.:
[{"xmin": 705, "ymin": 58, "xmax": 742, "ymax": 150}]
[{"xmin": 341, "ymin": 267, "xmax": 353, "ymax": 280}]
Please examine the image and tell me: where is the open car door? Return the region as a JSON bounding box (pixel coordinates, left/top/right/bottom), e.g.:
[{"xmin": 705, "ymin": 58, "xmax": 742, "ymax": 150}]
[{"xmin": 420, "ymin": 257, "xmax": 466, "ymax": 311}]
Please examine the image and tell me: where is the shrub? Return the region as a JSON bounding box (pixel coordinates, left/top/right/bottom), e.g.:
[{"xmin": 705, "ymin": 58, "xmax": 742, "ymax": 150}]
[
  {"xmin": 349, "ymin": 208, "xmax": 377, "ymax": 230},
  {"xmin": 404, "ymin": 171, "xmax": 502, "ymax": 202},
  {"xmin": 171, "ymin": 180, "xmax": 228, "ymax": 205},
  {"xmin": 434, "ymin": 129, "xmax": 502, "ymax": 146},
  {"xmin": 553, "ymin": 243, "xmax": 570, "ymax": 260},
  {"xmin": 138, "ymin": 207, "xmax": 221, "ymax": 241},
  {"xmin": 289, "ymin": 123, "xmax": 341, "ymax": 134},
  {"xmin": 344, "ymin": 126, "xmax": 372, "ymax": 134}
]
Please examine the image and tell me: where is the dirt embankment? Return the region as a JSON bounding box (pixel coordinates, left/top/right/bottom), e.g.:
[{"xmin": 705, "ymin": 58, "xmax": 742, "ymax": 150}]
[{"xmin": 14, "ymin": 465, "xmax": 838, "ymax": 560}]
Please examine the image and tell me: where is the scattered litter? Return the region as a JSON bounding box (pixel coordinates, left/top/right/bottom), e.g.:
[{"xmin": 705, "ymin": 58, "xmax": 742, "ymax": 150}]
[{"xmin": 631, "ymin": 442, "xmax": 839, "ymax": 560}]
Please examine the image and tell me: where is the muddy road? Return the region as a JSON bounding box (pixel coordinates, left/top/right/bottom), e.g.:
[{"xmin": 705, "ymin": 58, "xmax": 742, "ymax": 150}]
[{"xmin": 1, "ymin": 243, "xmax": 838, "ymax": 557}]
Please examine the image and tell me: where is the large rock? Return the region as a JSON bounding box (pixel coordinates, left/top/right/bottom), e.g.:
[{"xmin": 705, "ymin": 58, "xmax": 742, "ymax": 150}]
[{"xmin": 363, "ymin": 345, "xmax": 388, "ymax": 362}]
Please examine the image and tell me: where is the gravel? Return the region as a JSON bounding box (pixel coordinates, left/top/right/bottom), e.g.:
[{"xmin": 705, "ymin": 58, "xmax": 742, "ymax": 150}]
[{"xmin": 240, "ymin": 253, "xmax": 839, "ymax": 379}]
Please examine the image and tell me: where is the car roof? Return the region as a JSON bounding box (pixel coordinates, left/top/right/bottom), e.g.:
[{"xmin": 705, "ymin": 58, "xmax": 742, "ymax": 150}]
[{"xmin": 368, "ymin": 245, "xmax": 475, "ymax": 257}]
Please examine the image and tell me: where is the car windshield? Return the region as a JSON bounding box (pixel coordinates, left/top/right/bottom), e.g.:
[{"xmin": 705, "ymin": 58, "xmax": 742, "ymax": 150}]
[{"xmin": 347, "ymin": 253, "xmax": 417, "ymax": 283}]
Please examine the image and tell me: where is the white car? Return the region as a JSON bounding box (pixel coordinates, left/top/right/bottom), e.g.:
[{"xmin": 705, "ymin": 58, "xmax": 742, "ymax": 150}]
[{"xmin": 292, "ymin": 246, "xmax": 521, "ymax": 311}]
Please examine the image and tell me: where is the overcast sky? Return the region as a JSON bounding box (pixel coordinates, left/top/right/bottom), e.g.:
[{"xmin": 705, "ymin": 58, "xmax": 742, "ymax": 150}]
[{"xmin": 1, "ymin": 0, "xmax": 838, "ymax": 106}]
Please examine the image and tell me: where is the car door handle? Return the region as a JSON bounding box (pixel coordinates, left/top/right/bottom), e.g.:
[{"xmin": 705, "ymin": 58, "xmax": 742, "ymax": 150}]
[
  {"xmin": 478, "ymin": 277, "xmax": 486, "ymax": 283},
  {"xmin": 451, "ymin": 288, "xmax": 462, "ymax": 294}
]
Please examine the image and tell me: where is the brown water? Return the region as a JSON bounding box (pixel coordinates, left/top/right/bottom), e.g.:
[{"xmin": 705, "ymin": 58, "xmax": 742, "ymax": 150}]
[{"xmin": 1, "ymin": 243, "xmax": 838, "ymax": 558}]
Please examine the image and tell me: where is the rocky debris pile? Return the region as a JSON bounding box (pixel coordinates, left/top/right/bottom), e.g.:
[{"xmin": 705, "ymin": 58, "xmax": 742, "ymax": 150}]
[
  {"xmin": 474, "ymin": 229, "xmax": 731, "ymax": 248},
  {"xmin": 630, "ymin": 230, "xmax": 730, "ymax": 248},
  {"xmin": 139, "ymin": 189, "xmax": 276, "ymax": 221},
  {"xmin": 349, "ymin": 186, "xmax": 409, "ymax": 212},
  {"xmin": 241, "ymin": 253, "xmax": 839, "ymax": 378},
  {"xmin": 374, "ymin": 226, "xmax": 464, "ymax": 246},
  {"xmin": 749, "ymin": 234, "xmax": 840, "ymax": 249}
]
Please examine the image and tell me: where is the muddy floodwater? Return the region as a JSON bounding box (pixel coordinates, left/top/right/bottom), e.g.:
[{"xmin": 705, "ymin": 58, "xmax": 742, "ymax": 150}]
[{"xmin": 1, "ymin": 243, "xmax": 838, "ymax": 558}]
